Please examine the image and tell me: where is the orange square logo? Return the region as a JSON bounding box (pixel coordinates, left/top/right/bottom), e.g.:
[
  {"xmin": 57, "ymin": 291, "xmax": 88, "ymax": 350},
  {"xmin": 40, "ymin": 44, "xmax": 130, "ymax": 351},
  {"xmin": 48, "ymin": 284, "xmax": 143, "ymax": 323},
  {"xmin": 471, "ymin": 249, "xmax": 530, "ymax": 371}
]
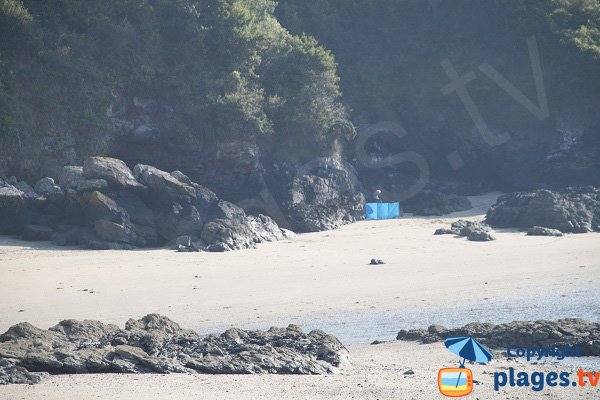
[{"xmin": 438, "ymin": 368, "xmax": 473, "ymax": 397}]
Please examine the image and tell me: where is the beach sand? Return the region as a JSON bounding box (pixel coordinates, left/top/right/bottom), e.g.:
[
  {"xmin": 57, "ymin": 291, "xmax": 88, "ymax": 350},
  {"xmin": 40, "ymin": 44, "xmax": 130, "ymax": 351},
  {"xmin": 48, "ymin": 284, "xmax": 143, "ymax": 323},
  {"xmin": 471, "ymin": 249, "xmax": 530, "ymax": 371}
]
[{"xmin": 0, "ymin": 192, "xmax": 599, "ymax": 399}]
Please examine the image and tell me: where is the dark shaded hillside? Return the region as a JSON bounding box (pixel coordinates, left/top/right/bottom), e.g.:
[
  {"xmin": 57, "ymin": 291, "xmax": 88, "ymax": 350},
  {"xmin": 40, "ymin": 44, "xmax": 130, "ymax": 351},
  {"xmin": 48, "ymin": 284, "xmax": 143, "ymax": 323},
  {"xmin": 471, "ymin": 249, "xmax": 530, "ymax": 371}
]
[
  {"xmin": 277, "ymin": 0, "xmax": 600, "ymax": 190},
  {"xmin": 1, "ymin": 0, "xmax": 599, "ymax": 199}
]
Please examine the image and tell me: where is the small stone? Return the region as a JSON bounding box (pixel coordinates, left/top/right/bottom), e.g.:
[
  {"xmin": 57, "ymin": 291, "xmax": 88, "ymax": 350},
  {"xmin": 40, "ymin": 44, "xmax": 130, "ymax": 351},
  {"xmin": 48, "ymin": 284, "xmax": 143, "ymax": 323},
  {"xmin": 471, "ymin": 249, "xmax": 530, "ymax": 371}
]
[{"xmin": 403, "ymin": 369, "xmax": 415, "ymax": 375}]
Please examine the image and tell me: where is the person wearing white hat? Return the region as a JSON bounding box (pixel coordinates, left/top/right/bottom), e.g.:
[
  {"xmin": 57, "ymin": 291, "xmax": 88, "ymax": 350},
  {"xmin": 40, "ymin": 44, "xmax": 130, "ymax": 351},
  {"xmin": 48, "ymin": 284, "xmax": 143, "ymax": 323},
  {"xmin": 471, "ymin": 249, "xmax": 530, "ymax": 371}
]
[{"xmin": 373, "ymin": 189, "xmax": 383, "ymax": 203}]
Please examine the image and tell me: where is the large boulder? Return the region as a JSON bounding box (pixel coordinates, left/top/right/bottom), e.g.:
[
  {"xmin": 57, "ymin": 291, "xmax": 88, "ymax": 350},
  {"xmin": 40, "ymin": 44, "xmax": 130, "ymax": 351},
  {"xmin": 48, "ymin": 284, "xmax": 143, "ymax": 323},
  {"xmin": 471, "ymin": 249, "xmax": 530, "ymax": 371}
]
[
  {"xmin": 81, "ymin": 191, "xmax": 157, "ymax": 248},
  {"xmin": 83, "ymin": 157, "xmax": 144, "ymax": 191},
  {"xmin": 284, "ymin": 159, "xmax": 365, "ymax": 233},
  {"xmin": 486, "ymin": 187, "xmax": 600, "ymax": 233},
  {"xmin": 201, "ymin": 214, "xmax": 294, "ymax": 252},
  {"xmin": 58, "ymin": 166, "xmax": 85, "ymax": 190},
  {"xmin": 0, "ymin": 314, "xmax": 349, "ymax": 384},
  {"xmin": 133, "ymin": 164, "xmax": 196, "ymax": 203},
  {"xmin": 0, "ymin": 185, "xmax": 27, "ymax": 234}
]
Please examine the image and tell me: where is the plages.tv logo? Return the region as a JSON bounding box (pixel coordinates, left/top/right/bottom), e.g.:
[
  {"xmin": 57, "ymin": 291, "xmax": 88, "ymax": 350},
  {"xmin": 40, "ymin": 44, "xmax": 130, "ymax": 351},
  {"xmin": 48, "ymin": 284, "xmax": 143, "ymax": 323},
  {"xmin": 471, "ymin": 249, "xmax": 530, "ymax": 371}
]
[{"xmin": 438, "ymin": 337, "xmax": 493, "ymax": 397}]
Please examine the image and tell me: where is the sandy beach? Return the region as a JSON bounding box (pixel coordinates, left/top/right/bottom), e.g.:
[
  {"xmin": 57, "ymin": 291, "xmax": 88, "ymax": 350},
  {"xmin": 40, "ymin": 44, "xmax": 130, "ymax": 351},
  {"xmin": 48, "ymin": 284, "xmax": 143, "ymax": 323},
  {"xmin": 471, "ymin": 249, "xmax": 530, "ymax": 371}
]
[{"xmin": 1, "ymin": 193, "xmax": 599, "ymax": 399}]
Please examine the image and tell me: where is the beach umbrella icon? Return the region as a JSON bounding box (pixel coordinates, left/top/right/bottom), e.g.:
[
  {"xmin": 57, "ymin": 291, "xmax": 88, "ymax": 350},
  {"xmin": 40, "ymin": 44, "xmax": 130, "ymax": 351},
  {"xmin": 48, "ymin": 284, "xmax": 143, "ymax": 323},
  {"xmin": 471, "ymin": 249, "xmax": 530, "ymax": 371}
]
[
  {"xmin": 444, "ymin": 336, "xmax": 493, "ymax": 365},
  {"xmin": 443, "ymin": 337, "xmax": 493, "ymax": 390}
]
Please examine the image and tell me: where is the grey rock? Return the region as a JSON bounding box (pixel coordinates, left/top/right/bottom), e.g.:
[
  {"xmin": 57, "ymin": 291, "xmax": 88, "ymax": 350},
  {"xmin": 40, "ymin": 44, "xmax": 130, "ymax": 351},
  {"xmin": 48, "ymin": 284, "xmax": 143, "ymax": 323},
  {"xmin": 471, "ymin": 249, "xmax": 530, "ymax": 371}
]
[
  {"xmin": 59, "ymin": 166, "xmax": 85, "ymax": 190},
  {"xmin": 21, "ymin": 225, "xmax": 53, "ymax": 241},
  {"xmin": 83, "ymin": 157, "xmax": 143, "ymax": 191},
  {"xmin": 12, "ymin": 181, "xmax": 37, "ymax": 199},
  {"xmin": 435, "ymin": 220, "xmax": 494, "ymax": 241},
  {"xmin": 33, "ymin": 177, "xmax": 62, "ymax": 196},
  {"xmin": 0, "ymin": 358, "xmax": 48, "ymax": 385},
  {"xmin": 171, "ymin": 170, "xmax": 192, "ymax": 185},
  {"xmin": 486, "ymin": 187, "xmax": 600, "ymax": 233},
  {"xmin": 77, "ymin": 179, "xmax": 108, "ymax": 192},
  {"xmin": 0, "ymin": 186, "xmax": 27, "ymax": 234},
  {"xmin": 369, "ymin": 259, "xmax": 385, "ymax": 265},
  {"xmin": 133, "ymin": 164, "xmax": 196, "ymax": 202},
  {"xmin": 0, "ymin": 314, "xmax": 350, "ymax": 384},
  {"xmin": 527, "ymin": 226, "xmax": 564, "ymax": 237},
  {"xmin": 467, "ymin": 230, "xmax": 495, "ymax": 241},
  {"xmin": 202, "ymin": 214, "xmax": 293, "ymax": 252},
  {"xmin": 175, "ymin": 235, "xmax": 192, "ymax": 247},
  {"xmin": 155, "ymin": 202, "xmax": 203, "ymax": 242},
  {"xmin": 285, "ymin": 159, "xmax": 365, "ymax": 233},
  {"xmin": 207, "ymin": 200, "xmax": 246, "ymax": 222}
]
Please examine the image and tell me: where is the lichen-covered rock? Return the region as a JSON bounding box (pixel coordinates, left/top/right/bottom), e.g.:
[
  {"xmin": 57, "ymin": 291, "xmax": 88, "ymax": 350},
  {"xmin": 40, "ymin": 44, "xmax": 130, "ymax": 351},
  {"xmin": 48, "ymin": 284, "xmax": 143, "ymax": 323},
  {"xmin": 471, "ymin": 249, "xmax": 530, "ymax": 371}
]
[
  {"xmin": 0, "ymin": 314, "xmax": 350, "ymax": 384},
  {"xmin": 486, "ymin": 187, "xmax": 600, "ymax": 233},
  {"xmin": 83, "ymin": 157, "xmax": 144, "ymax": 191},
  {"xmin": 133, "ymin": 164, "xmax": 196, "ymax": 203}
]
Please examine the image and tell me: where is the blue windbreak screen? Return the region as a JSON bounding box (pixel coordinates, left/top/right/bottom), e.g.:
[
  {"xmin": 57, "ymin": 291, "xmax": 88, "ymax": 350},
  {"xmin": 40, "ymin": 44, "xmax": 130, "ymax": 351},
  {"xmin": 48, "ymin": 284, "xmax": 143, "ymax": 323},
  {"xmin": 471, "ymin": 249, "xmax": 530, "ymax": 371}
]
[{"xmin": 365, "ymin": 202, "xmax": 401, "ymax": 220}]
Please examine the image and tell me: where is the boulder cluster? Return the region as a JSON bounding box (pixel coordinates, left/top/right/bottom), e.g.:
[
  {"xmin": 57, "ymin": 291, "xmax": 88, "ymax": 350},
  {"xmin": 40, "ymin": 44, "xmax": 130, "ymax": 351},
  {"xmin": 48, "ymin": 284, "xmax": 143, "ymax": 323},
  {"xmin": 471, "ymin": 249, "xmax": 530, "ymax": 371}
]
[
  {"xmin": 397, "ymin": 319, "xmax": 600, "ymax": 356},
  {"xmin": 0, "ymin": 314, "xmax": 350, "ymax": 385},
  {"xmin": 486, "ymin": 186, "xmax": 600, "ymax": 233},
  {"xmin": 0, "ymin": 157, "xmax": 294, "ymax": 251},
  {"xmin": 434, "ymin": 220, "xmax": 495, "ymax": 242}
]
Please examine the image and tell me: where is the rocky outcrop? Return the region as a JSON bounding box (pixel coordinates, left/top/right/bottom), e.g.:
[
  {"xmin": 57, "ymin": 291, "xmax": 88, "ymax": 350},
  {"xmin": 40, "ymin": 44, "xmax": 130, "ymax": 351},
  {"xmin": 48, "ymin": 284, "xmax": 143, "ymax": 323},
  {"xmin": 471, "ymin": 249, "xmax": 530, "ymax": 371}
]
[
  {"xmin": 486, "ymin": 187, "xmax": 600, "ymax": 233},
  {"xmin": 0, "ymin": 314, "xmax": 350, "ymax": 385},
  {"xmin": 396, "ymin": 319, "xmax": 600, "ymax": 356},
  {"xmin": 0, "ymin": 359, "xmax": 48, "ymax": 385},
  {"xmin": 402, "ymin": 191, "xmax": 472, "ymax": 216},
  {"xmin": 434, "ymin": 220, "xmax": 495, "ymax": 241},
  {"xmin": 279, "ymin": 159, "xmax": 365, "ymax": 233},
  {"xmin": 0, "ymin": 157, "xmax": 293, "ymax": 251}
]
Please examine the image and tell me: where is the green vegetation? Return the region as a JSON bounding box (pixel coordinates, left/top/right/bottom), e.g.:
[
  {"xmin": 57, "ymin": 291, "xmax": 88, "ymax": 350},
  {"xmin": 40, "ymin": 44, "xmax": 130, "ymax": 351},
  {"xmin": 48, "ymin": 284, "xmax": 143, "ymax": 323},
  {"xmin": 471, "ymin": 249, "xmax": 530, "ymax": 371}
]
[{"xmin": 0, "ymin": 0, "xmax": 347, "ymax": 176}]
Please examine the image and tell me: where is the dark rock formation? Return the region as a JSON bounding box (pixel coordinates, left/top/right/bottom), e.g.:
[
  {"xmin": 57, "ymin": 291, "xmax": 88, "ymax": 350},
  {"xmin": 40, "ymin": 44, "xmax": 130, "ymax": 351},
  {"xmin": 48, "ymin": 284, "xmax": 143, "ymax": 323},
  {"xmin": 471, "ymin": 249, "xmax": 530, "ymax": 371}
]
[
  {"xmin": 402, "ymin": 190, "xmax": 472, "ymax": 216},
  {"xmin": 434, "ymin": 219, "xmax": 495, "ymax": 241},
  {"xmin": 281, "ymin": 159, "xmax": 365, "ymax": 233},
  {"xmin": 486, "ymin": 187, "xmax": 600, "ymax": 233},
  {"xmin": 0, "ymin": 185, "xmax": 27, "ymax": 234},
  {"xmin": 527, "ymin": 226, "xmax": 564, "ymax": 237},
  {"xmin": 397, "ymin": 319, "xmax": 600, "ymax": 356},
  {"xmin": 0, "ymin": 157, "xmax": 294, "ymax": 251},
  {"xmin": 0, "ymin": 314, "xmax": 350, "ymax": 384}
]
